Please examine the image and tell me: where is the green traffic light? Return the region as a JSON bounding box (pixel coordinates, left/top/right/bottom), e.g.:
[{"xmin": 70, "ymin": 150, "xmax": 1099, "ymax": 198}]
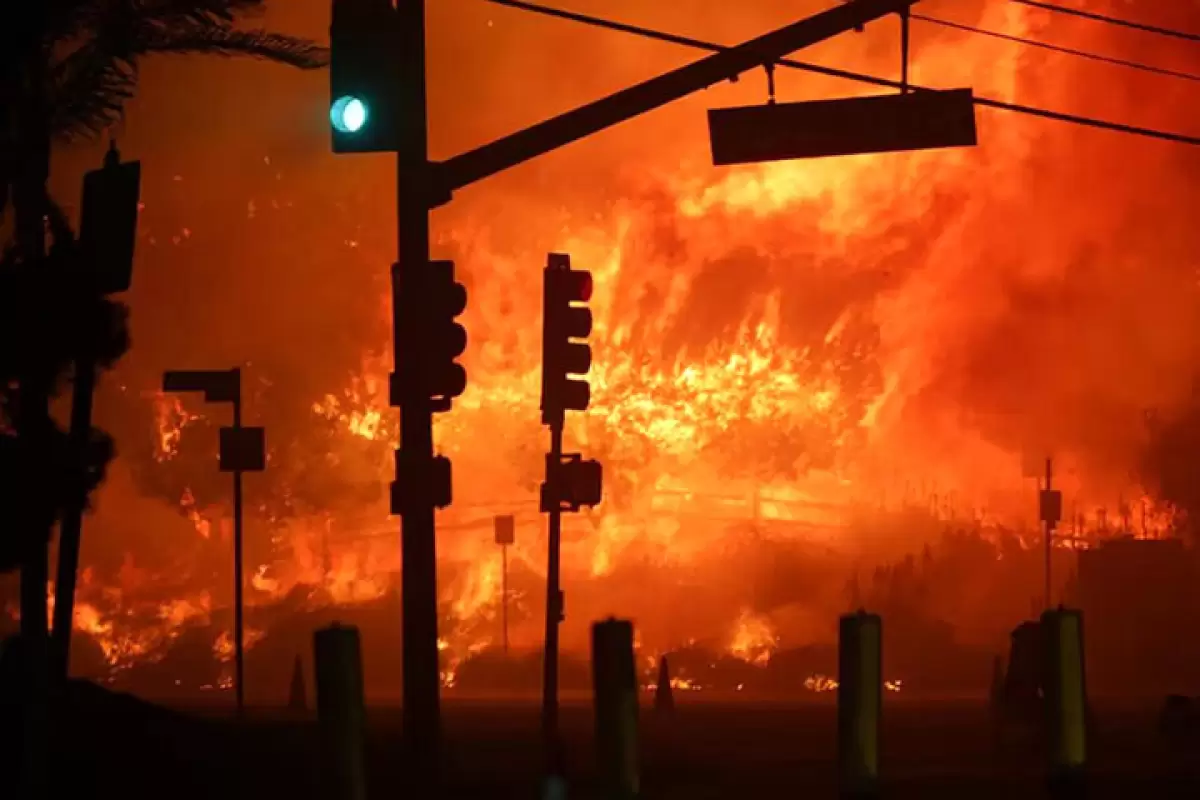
[{"xmin": 330, "ymin": 95, "xmax": 369, "ymax": 134}]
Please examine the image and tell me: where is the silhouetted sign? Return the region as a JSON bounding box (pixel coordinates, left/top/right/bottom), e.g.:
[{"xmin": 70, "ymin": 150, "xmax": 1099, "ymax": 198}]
[
  {"xmin": 1040, "ymin": 489, "xmax": 1063, "ymax": 528},
  {"xmin": 219, "ymin": 426, "xmax": 265, "ymax": 473},
  {"xmin": 162, "ymin": 369, "xmax": 240, "ymax": 404},
  {"xmin": 494, "ymin": 514, "xmax": 515, "ymax": 546},
  {"xmin": 707, "ymin": 88, "xmax": 977, "ymax": 166},
  {"xmin": 80, "ymin": 155, "xmax": 141, "ymax": 294}
]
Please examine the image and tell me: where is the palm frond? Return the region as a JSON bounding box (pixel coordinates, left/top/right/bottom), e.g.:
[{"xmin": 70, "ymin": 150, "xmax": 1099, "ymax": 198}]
[
  {"xmin": 138, "ymin": 0, "xmax": 268, "ymax": 26},
  {"xmin": 44, "ymin": 0, "xmax": 106, "ymax": 45},
  {"xmin": 49, "ymin": 43, "xmax": 137, "ymax": 141},
  {"xmin": 135, "ymin": 23, "xmax": 329, "ymax": 69},
  {"xmin": 44, "ymin": 194, "xmax": 77, "ymax": 252},
  {"xmin": 34, "ymin": 0, "xmax": 327, "ymax": 143}
]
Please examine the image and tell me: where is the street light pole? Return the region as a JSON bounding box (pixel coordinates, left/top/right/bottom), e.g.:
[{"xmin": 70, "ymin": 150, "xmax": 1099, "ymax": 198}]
[
  {"xmin": 232, "ymin": 392, "xmax": 245, "ymax": 715},
  {"xmin": 161, "ymin": 368, "xmax": 264, "ymax": 718}
]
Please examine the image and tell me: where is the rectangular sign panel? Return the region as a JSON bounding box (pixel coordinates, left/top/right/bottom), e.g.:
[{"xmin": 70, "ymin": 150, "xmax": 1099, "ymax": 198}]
[
  {"xmin": 494, "ymin": 514, "xmax": 515, "ymax": 546},
  {"xmin": 163, "ymin": 368, "xmax": 240, "ymax": 404},
  {"xmin": 219, "ymin": 426, "xmax": 266, "ymax": 473},
  {"xmin": 708, "ymin": 88, "xmax": 977, "ymax": 166}
]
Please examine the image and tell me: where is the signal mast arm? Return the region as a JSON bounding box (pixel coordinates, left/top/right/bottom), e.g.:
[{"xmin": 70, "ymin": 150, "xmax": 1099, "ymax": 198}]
[{"xmin": 434, "ymin": 0, "xmax": 922, "ymax": 196}]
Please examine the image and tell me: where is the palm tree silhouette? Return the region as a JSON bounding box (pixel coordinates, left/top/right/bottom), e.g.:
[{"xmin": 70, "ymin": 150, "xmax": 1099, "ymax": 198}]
[
  {"xmin": 1, "ymin": 4, "xmax": 327, "ymax": 796},
  {"xmin": 3, "ymin": 0, "xmax": 328, "ymax": 226}
]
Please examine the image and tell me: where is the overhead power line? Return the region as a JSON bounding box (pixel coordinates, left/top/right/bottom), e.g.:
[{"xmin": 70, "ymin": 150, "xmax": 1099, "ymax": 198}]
[
  {"xmin": 911, "ymin": 13, "xmax": 1200, "ymax": 84},
  {"xmin": 1011, "ymin": 0, "xmax": 1200, "ymax": 44},
  {"xmin": 484, "ymin": 0, "xmax": 1200, "ymax": 148}
]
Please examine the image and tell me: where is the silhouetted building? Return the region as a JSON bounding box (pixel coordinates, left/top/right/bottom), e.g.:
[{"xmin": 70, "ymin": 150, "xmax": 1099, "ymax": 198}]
[{"xmin": 1078, "ymin": 537, "xmax": 1200, "ymax": 695}]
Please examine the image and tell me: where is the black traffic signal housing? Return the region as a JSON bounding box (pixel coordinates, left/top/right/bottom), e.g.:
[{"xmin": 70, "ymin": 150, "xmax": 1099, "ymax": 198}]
[
  {"xmin": 329, "ymin": 0, "xmax": 399, "ymax": 154},
  {"xmin": 79, "ymin": 142, "xmax": 140, "ymax": 295},
  {"xmin": 541, "ymin": 453, "xmax": 603, "ymax": 513},
  {"xmin": 391, "ymin": 450, "xmax": 453, "ymax": 513},
  {"xmin": 392, "ymin": 260, "xmax": 467, "ymax": 414},
  {"xmin": 541, "ymin": 253, "xmax": 593, "ymax": 425}
]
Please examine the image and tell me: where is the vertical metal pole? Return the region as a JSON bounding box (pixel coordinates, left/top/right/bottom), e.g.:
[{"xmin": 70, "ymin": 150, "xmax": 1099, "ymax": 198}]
[
  {"xmin": 1044, "ymin": 458, "xmax": 1053, "ymax": 612},
  {"xmin": 502, "ymin": 543, "xmax": 509, "ymax": 655},
  {"xmin": 52, "ymin": 360, "xmax": 96, "ymax": 681},
  {"xmin": 899, "ymin": 8, "xmax": 910, "ymax": 92},
  {"xmin": 543, "ymin": 422, "xmax": 565, "ymax": 756},
  {"xmin": 394, "ymin": 0, "xmax": 442, "ymax": 785},
  {"xmin": 233, "ymin": 396, "xmax": 245, "ymax": 717}
]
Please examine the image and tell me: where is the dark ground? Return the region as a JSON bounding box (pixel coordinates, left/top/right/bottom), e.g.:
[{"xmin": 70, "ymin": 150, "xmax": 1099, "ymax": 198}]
[{"xmin": 43, "ymin": 685, "xmax": 1200, "ymax": 799}]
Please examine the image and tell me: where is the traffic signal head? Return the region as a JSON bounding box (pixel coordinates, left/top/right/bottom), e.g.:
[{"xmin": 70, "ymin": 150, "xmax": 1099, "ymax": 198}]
[
  {"xmin": 329, "ymin": 0, "xmax": 398, "ymax": 154},
  {"xmin": 541, "ymin": 454, "xmax": 603, "ymax": 512},
  {"xmin": 427, "ymin": 263, "xmax": 468, "ymax": 411},
  {"xmin": 79, "ymin": 143, "xmax": 140, "ymax": 295},
  {"xmin": 542, "ymin": 254, "xmax": 595, "ymax": 424},
  {"xmin": 392, "ymin": 260, "xmax": 467, "ymax": 413},
  {"xmin": 330, "ymin": 95, "xmax": 369, "ymax": 134},
  {"xmin": 564, "ymin": 458, "xmax": 603, "ymax": 509}
]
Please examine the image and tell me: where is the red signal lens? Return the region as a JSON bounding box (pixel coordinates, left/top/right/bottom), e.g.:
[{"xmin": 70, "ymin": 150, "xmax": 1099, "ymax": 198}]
[{"xmin": 572, "ymin": 270, "xmax": 593, "ymax": 302}]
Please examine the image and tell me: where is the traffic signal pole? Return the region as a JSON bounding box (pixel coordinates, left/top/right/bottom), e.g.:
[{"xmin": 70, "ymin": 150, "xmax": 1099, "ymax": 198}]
[
  {"xmin": 393, "ymin": 0, "xmax": 443, "ymax": 784},
  {"xmin": 436, "ymin": 0, "xmax": 923, "ymax": 195},
  {"xmin": 539, "ymin": 255, "xmax": 602, "ymax": 781},
  {"xmin": 542, "ymin": 419, "xmax": 565, "ymax": 752},
  {"xmin": 332, "ymin": 0, "xmax": 929, "ymax": 792}
]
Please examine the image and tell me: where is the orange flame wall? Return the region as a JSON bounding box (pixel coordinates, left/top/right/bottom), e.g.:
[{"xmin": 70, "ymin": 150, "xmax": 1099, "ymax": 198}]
[{"xmin": 33, "ymin": 1, "xmax": 1200, "ymax": 685}]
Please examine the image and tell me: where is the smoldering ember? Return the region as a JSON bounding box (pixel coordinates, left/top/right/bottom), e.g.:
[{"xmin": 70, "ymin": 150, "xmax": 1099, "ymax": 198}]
[{"xmin": 2, "ymin": 1, "xmax": 1200, "ymax": 799}]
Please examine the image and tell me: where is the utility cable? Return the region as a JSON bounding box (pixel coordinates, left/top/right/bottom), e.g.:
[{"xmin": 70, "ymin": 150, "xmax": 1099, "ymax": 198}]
[
  {"xmin": 484, "ymin": 0, "xmax": 1200, "ymax": 147},
  {"xmin": 911, "ymin": 13, "xmax": 1200, "ymax": 84},
  {"xmin": 1011, "ymin": 0, "xmax": 1200, "ymax": 44}
]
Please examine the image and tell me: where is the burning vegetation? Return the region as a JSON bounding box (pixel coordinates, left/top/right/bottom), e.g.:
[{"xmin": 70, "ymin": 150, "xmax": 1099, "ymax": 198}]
[{"xmin": 6, "ymin": 0, "xmax": 1198, "ymax": 701}]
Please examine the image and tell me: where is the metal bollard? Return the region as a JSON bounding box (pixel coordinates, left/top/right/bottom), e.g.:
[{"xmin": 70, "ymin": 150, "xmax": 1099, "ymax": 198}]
[
  {"xmin": 1041, "ymin": 607, "xmax": 1088, "ymax": 797},
  {"xmin": 592, "ymin": 618, "xmax": 640, "ymax": 800},
  {"xmin": 654, "ymin": 655, "xmax": 674, "ymax": 714},
  {"xmin": 838, "ymin": 610, "xmax": 882, "ymax": 799},
  {"xmin": 314, "ymin": 623, "xmax": 368, "ymax": 800}
]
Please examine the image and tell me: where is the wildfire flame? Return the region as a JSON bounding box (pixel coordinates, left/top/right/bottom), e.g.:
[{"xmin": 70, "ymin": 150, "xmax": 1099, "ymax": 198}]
[
  {"xmin": 48, "ymin": 1, "xmax": 1199, "ymax": 692},
  {"xmin": 728, "ymin": 610, "xmax": 780, "ymax": 667}
]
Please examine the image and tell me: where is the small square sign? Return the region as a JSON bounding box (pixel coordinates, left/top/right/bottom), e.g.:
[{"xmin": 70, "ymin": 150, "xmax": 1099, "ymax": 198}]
[
  {"xmin": 219, "ymin": 426, "xmax": 266, "ymax": 473},
  {"xmin": 494, "ymin": 514, "xmax": 515, "ymax": 546}
]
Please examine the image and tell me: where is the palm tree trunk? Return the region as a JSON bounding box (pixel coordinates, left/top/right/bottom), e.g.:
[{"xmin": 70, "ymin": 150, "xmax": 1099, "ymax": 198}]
[{"xmin": 12, "ymin": 28, "xmax": 54, "ymax": 796}]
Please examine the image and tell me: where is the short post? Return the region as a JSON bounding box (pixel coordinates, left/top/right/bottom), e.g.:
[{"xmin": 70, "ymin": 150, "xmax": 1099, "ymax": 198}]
[
  {"xmin": 314, "ymin": 623, "xmax": 368, "ymax": 800},
  {"xmin": 838, "ymin": 610, "xmax": 882, "ymax": 799},
  {"xmin": 592, "ymin": 618, "xmax": 639, "ymax": 800},
  {"xmin": 495, "ymin": 514, "xmax": 515, "ymax": 655},
  {"xmin": 289, "ymin": 654, "xmax": 307, "ymax": 712},
  {"xmin": 1041, "ymin": 607, "xmax": 1088, "ymax": 798},
  {"xmin": 654, "ymin": 655, "xmax": 674, "ymax": 713}
]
